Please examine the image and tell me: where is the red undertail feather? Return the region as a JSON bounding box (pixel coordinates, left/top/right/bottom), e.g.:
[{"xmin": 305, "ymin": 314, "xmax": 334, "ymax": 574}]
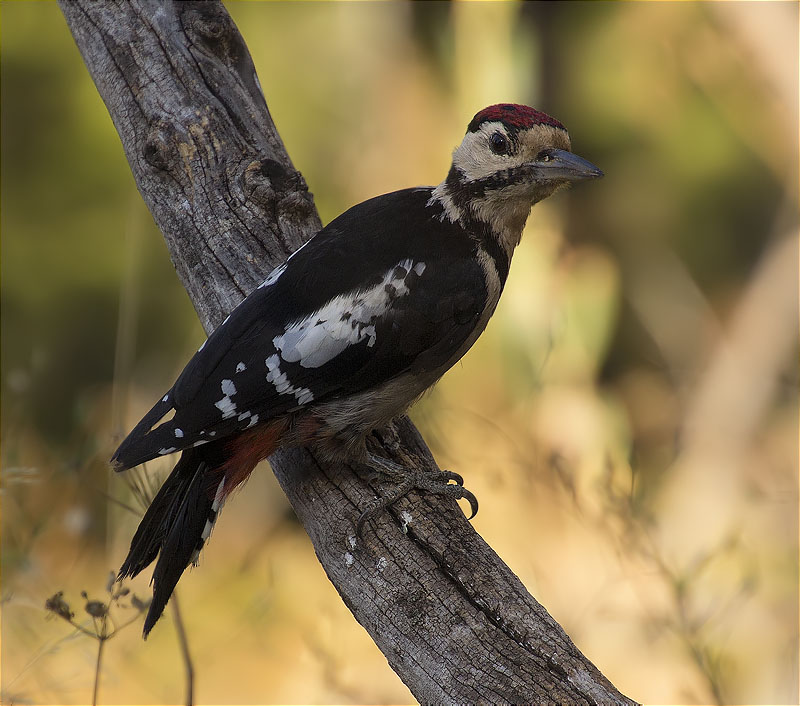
[{"xmin": 217, "ymin": 419, "xmax": 287, "ymax": 498}]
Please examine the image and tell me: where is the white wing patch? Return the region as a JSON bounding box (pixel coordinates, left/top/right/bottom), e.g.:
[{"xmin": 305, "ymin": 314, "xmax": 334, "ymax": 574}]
[
  {"xmin": 265, "ymin": 354, "xmax": 314, "ymax": 405},
  {"xmin": 273, "ymin": 259, "xmax": 426, "ymax": 369}
]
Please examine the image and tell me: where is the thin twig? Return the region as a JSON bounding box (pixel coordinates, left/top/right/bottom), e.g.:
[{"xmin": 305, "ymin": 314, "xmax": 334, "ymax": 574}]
[
  {"xmin": 98, "ymin": 489, "xmax": 141, "ymax": 517},
  {"xmin": 171, "ymin": 593, "xmax": 195, "ymax": 706},
  {"xmin": 109, "ymin": 610, "xmax": 148, "ymax": 636},
  {"xmin": 65, "ymin": 621, "xmax": 99, "ymax": 639},
  {"xmin": 92, "ymin": 618, "xmax": 108, "ymax": 706}
]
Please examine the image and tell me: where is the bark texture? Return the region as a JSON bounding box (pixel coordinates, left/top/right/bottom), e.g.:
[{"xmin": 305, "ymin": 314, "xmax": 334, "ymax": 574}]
[{"xmin": 59, "ymin": 1, "xmax": 637, "ymax": 703}]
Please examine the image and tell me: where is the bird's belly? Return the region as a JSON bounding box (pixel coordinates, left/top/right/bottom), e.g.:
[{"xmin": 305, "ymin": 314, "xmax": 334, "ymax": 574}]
[
  {"xmin": 305, "ymin": 371, "xmax": 437, "ymax": 460},
  {"xmin": 302, "ymin": 293, "xmax": 501, "ymax": 461}
]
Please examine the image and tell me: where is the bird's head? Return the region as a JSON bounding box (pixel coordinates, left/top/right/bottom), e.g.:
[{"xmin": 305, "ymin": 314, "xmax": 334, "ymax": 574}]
[{"xmin": 437, "ymin": 104, "xmax": 603, "ymax": 248}]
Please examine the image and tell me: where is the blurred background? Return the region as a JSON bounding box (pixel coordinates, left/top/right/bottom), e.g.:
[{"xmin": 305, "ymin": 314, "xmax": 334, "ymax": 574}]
[{"xmin": 2, "ymin": 2, "xmax": 797, "ymax": 704}]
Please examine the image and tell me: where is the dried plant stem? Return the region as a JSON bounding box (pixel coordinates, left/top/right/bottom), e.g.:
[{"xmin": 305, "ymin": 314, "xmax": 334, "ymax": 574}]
[
  {"xmin": 171, "ymin": 594, "xmax": 195, "ymax": 706},
  {"xmin": 92, "ymin": 619, "xmax": 108, "ymax": 706}
]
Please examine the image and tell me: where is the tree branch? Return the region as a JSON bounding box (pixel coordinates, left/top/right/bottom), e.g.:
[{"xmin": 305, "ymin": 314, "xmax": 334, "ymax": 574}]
[{"xmin": 59, "ymin": 1, "xmax": 637, "ymax": 702}]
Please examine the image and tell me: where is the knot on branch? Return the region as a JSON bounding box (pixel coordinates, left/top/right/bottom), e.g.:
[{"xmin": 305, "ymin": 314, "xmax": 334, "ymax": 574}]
[
  {"xmin": 143, "ymin": 119, "xmax": 177, "ymax": 171},
  {"xmin": 181, "ymin": 2, "xmax": 247, "ymax": 74},
  {"xmin": 242, "ymin": 159, "xmax": 315, "ymax": 221},
  {"xmin": 182, "ymin": 2, "xmax": 232, "ymax": 42}
]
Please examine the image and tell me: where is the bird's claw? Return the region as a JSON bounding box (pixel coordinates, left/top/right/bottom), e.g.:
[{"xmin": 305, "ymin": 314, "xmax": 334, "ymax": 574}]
[
  {"xmin": 355, "ymin": 456, "xmax": 478, "ymax": 536},
  {"xmin": 462, "ymin": 487, "xmax": 479, "ymax": 520}
]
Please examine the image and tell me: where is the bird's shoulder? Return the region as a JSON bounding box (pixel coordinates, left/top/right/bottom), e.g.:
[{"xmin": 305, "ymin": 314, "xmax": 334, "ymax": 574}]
[{"xmin": 178, "ymin": 186, "xmax": 485, "ymax": 393}]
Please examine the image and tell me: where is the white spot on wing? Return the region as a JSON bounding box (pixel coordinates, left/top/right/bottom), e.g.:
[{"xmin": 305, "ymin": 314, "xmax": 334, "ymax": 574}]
[
  {"xmin": 158, "ymin": 446, "xmax": 177, "ymax": 455},
  {"xmin": 273, "ymin": 259, "xmax": 423, "ymax": 369},
  {"xmin": 215, "ymin": 396, "xmax": 236, "ymax": 418},
  {"xmin": 265, "ymin": 354, "xmax": 314, "ymax": 405},
  {"xmin": 237, "ymin": 411, "xmax": 251, "ymax": 422},
  {"xmin": 174, "ymin": 428, "xmax": 184, "ymax": 438},
  {"xmin": 344, "ymin": 552, "xmax": 354, "ymax": 567},
  {"xmin": 257, "ymin": 262, "xmax": 287, "ymax": 289},
  {"xmin": 246, "ymin": 414, "xmax": 259, "ymax": 429},
  {"xmin": 215, "ymin": 379, "xmax": 238, "ymax": 419},
  {"xmin": 162, "ymin": 394, "xmax": 170, "ymax": 403},
  {"xmin": 236, "ymin": 362, "xmax": 246, "ymax": 373}
]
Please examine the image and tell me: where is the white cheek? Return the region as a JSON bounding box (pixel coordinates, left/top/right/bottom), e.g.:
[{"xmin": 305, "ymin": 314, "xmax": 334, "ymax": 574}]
[{"xmin": 452, "ymin": 131, "xmax": 524, "ymax": 181}]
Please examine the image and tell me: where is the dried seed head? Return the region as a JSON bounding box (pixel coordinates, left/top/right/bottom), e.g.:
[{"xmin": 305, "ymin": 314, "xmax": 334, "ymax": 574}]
[
  {"xmin": 45, "ymin": 591, "xmax": 74, "ymax": 621},
  {"xmin": 84, "ymin": 600, "xmax": 108, "ymax": 618}
]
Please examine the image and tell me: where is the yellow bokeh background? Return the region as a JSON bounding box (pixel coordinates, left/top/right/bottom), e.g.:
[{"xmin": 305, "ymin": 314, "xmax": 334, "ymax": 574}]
[{"xmin": 1, "ymin": 2, "xmax": 797, "ymax": 704}]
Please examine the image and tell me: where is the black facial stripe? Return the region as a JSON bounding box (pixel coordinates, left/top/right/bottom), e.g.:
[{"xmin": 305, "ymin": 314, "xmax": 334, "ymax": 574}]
[
  {"xmin": 443, "ymin": 167, "xmax": 510, "ymax": 287},
  {"xmin": 474, "ymin": 221, "xmax": 510, "ymax": 287},
  {"xmin": 478, "ymin": 163, "xmax": 545, "ymax": 191},
  {"xmin": 448, "ymin": 164, "xmax": 541, "ymax": 200}
]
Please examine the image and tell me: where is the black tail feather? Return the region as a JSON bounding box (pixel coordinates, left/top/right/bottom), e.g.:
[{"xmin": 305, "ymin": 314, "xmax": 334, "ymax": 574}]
[
  {"xmin": 119, "ymin": 446, "xmax": 222, "ymax": 638},
  {"xmin": 111, "ymin": 391, "xmax": 176, "ymax": 471},
  {"xmin": 118, "ymin": 453, "xmax": 199, "ymax": 581}
]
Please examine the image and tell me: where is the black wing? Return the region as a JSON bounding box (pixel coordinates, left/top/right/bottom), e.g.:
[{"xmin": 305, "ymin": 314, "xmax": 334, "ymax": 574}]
[{"xmin": 112, "ymin": 189, "xmax": 488, "ymax": 470}]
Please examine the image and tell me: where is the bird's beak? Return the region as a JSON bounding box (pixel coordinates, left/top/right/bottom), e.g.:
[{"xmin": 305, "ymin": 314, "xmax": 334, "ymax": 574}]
[{"xmin": 530, "ymin": 149, "xmax": 603, "ymax": 182}]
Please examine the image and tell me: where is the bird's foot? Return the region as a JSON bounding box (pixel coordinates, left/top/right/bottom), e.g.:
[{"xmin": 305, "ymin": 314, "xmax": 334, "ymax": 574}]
[{"xmin": 355, "ymin": 453, "xmax": 479, "ymax": 535}]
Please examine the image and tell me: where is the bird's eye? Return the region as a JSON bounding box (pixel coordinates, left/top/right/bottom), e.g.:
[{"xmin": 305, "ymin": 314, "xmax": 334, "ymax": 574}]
[
  {"xmin": 489, "ymin": 132, "xmax": 509, "ymax": 155},
  {"xmin": 537, "ymin": 150, "xmax": 552, "ymax": 162}
]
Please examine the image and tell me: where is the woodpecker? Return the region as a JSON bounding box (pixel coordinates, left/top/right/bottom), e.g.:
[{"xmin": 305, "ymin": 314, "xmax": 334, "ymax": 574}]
[{"xmin": 113, "ymin": 103, "xmax": 602, "ymax": 636}]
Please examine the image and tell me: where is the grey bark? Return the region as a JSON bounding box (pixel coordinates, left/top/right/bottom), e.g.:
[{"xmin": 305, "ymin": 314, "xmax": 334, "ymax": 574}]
[{"xmin": 58, "ymin": 1, "xmax": 638, "ymax": 703}]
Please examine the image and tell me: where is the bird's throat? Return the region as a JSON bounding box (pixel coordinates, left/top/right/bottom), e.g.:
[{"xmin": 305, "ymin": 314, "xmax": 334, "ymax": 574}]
[{"xmin": 431, "ymin": 175, "xmax": 529, "ymax": 261}]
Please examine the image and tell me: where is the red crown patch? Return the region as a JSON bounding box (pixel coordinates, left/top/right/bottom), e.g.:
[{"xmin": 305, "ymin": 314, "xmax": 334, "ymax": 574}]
[{"xmin": 467, "ymin": 104, "xmax": 565, "ymax": 133}]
